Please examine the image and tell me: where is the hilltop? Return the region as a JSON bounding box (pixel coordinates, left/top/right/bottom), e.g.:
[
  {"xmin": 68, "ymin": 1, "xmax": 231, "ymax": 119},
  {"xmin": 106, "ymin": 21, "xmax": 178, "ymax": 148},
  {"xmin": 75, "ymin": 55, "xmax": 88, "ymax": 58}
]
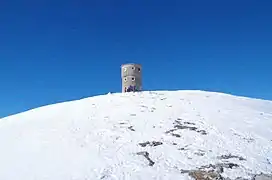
[{"xmin": 0, "ymin": 90, "xmax": 272, "ymax": 180}]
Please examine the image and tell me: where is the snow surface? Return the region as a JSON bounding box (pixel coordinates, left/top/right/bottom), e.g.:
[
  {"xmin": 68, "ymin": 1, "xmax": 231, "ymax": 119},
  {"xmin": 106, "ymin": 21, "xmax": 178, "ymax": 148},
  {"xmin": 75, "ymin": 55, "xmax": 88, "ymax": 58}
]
[{"xmin": 0, "ymin": 90, "xmax": 272, "ymax": 180}]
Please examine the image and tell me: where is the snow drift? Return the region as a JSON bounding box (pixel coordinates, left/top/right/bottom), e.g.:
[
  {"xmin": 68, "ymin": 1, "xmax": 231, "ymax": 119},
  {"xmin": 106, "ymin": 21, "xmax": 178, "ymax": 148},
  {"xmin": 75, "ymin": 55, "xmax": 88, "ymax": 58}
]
[{"xmin": 0, "ymin": 90, "xmax": 272, "ymax": 180}]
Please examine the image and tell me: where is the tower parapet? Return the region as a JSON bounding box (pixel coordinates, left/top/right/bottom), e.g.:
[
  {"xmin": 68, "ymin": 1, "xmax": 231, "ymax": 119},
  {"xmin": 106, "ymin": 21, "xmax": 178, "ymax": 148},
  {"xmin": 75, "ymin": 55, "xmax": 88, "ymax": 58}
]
[{"xmin": 121, "ymin": 63, "xmax": 142, "ymax": 92}]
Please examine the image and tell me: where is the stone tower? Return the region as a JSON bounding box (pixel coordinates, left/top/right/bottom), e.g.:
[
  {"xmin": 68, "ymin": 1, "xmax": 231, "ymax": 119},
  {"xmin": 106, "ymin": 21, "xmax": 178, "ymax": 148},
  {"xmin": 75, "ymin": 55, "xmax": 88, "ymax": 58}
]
[{"xmin": 121, "ymin": 63, "xmax": 142, "ymax": 92}]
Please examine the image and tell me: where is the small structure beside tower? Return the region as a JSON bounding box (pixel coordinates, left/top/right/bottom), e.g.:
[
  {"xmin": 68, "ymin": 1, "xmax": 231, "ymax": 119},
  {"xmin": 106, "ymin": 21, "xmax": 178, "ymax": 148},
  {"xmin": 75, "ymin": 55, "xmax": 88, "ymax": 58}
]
[{"xmin": 121, "ymin": 63, "xmax": 142, "ymax": 92}]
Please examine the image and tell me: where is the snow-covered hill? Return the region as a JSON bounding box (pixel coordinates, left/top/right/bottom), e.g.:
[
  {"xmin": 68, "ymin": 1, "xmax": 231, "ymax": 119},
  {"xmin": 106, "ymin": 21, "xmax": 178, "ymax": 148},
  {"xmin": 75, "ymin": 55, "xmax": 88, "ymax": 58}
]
[{"xmin": 0, "ymin": 90, "xmax": 272, "ymax": 180}]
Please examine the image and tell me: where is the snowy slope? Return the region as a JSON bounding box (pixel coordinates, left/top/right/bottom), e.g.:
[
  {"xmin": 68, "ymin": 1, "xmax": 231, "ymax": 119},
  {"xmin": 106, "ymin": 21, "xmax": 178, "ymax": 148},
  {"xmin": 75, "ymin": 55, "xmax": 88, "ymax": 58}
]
[{"xmin": 0, "ymin": 90, "xmax": 272, "ymax": 180}]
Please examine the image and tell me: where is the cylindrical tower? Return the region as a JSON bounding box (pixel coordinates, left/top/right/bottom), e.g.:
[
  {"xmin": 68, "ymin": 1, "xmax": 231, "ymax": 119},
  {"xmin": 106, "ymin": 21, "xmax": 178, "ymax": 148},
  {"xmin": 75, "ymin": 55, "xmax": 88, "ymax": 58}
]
[{"xmin": 121, "ymin": 63, "xmax": 142, "ymax": 92}]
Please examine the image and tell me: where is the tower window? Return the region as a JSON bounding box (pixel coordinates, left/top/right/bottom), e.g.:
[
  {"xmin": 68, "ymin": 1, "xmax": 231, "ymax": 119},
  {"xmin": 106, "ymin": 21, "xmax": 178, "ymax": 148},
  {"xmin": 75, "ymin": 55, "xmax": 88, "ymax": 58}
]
[
  {"xmin": 132, "ymin": 77, "xmax": 135, "ymax": 81},
  {"xmin": 132, "ymin": 66, "xmax": 135, "ymax": 70},
  {"xmin": 124, "ymin": 77, "xmax": 127, "ymax": 81},
  {"xmin": 138, "ymin": 68, "xmax": 141, "ymax": 72}
]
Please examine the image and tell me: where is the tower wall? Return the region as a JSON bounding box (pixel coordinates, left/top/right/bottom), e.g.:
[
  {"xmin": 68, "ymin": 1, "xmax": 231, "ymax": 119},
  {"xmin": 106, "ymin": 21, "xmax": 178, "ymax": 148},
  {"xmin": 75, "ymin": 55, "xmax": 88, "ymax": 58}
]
[{"xmin": 121, "ymin": 63, "xmax": 142, "ymax": 92}]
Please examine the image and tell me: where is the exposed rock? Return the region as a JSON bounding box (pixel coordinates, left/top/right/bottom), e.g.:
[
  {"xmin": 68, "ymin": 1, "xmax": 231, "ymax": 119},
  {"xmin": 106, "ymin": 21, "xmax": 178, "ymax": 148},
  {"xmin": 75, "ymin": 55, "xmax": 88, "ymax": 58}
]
[
  {"xmin": 179, "ymin": 147, "xmax": 189, "ymax": 151},
  {"xmin": 233, "ymin": 133, "xmax": 255, "ymax": 143},
  {"xmin": 174, "ymin": 124, "xmax": 198, "ymax": 131},
  {"xmin": 184, "ymin": 121, "xmax": 196, "ymax": 125},
  {"xmin": 189, "ymin": 169, "xmax": 223, "ymax": 180},
  {"xmin": 200, "ymin": 163, "xmax": 239, "ymax": 170},
  {"xmin": 138, "ymin": 141, "xmax": 163, "ymax": 147},
  {"xmin": 178, "ymin": 144, "xmax": 190, "ymax": 151},
  {"xmin": 183, "ymin": 162, "xmax": 240, "ymax": 179},
  {"xmin": 150, "ymin": 107, "xmax": 156, "ymax": 112},
  {"xmin": 234, "ymin": 177, "xmax": 249, "ymax": 180},
  {"xmin": 197, "ymin": 130, "xmax": 208, "ymax": 135},
  {"xmin": 138, "ymin": 142, "xmax": 150, "ymax": 147},
  {"xmin": 136, "ymin": 151, "xmax": 155, "ymax": 166},
  {"xmin": 194, "ymin": 150, "xmax": 206, "ymax": 156},
  {"xmin": 165, "ymin": 118, "xmax": 207, "ymax": 135},
  {"xmin": 128, "ymin": 126, "xmax": 135, "ymax": 131},
  {"xmin": 221, "ymin": 163, "xmax": 239, "ymax": 169},
  {"xmin": 180, "ymin": 169, "xmax": 190, "ymax": 174},
  {"xmin": 218, "ymin": 154, "xmax": 246, "ymax": 161},
  {"xmin": 171, "ymin": 133, "xmax": 181, "ymax": 138},
  {"xmin": 243, "ymin": 137, "xmax": 255, "ymax": 142},
  {"xmin": 150, "ymin": 141, "xmax": 163, "ymax": 146},
  {"xmin": 165, "ymin": 129, "xmax": 176, "ymax": 134},
  {"xmin": 194, "ymin": 152, "xmax": 205, "ymax": 156},
  {"xmin": 253, "ymin": 174, "xmax": 272, "ymax": 180}
]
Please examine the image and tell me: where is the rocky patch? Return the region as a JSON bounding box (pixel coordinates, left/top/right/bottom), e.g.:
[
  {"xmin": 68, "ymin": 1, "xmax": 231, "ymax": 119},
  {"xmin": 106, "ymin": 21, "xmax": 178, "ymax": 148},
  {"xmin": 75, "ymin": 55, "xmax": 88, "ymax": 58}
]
[
  {"xmin": 233, "ymin": 133, "xmax": 255, "ymax": 143},
  {"xmin": 253, "ymin": 174, "xmax": 272, "ymax": 180},
  {"xmin": 194, "ymin": 149, "xmax": 206, "ymax": 156},
  {"xmin": 178, "ymin": 146, "xmax": 189, "ymax": 151},
  {"xmin": 138, "ymin": 141, "xmax": 163, "ymax": 147},
  {"xmin": 170, "ymin": 133, "xmax": 181, "ymax": 138},
  {"xmin": 150, "ymin": 107, "xmax": 156, "ymax": 112},
  {"xmin": 199, "ymin": 162, "xmax": 239, "ymax": 171},
  {"xmin": 136, "ymin": 151, "xmax": 155, "ymax": 166},
  {"xmin": 217, "ymin": 154, "xmax": 246, "ymax": 161},
  {"xmin": 180, "ymin": 162, "xmax": 240, "ymax": 180},
  {"xmin": 128, "ymin": 126, "xmax": 135, "ymax": 131},
  {"xmin": 184, "ymin": 121, "xmax": 196, "ymax": 125},
  {"xmin": 189, "ymin": 169, "xmax": 223, "ymax": 180},
  {"xmin": 165, "ymin": 118, "xmax": 207, "ymax": 136},
  {"xmin": 266, "ymin": 158, "xmax": 271, "ymax": 165}
]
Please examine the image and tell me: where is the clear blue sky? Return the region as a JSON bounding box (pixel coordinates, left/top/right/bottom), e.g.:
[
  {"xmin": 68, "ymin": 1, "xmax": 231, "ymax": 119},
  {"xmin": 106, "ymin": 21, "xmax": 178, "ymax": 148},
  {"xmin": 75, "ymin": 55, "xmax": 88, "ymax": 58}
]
[{"xmin": 0, "ymin": 0, "xmax": 272, "ymax": 118}]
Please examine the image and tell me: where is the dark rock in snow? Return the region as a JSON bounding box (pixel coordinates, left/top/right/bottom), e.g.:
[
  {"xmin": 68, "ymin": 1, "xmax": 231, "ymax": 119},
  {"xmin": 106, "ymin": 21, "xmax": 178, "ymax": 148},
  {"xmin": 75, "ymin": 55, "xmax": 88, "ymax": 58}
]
[
  {"xmin": 138, "ymin": 141, "xmax": 163, "ymax": 147},
  {"xmin": 218, "ymin": 154, "xmax": 246, "ymax": 161},
  {"xmin": 171, "ymin": 133, "xmax": 181, "ymax": 138},
  {"xmin": 165, "ymin": 129, "xmax": 176, "ymax": 134},
  {"xmin": 128, "ymin": 126, "xmax": 135, "ymax": 131},
  {"xmin": 189, "ymin": 169, "xmax": 224, "ymax": 180},
  {"xmin": 180, "ymin": 169, "xmax": 190, "ymax": 174},
  {"xmin": 197, "ymin": 130, "xmax": 208, "ymax": 135},
  {"xmin": 184, "ymin": 121, "xmax": 196, "ymax": 125},
  {"xmin": 136, "ymin": 151, "xmax": 155, "ymax": 166}
]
